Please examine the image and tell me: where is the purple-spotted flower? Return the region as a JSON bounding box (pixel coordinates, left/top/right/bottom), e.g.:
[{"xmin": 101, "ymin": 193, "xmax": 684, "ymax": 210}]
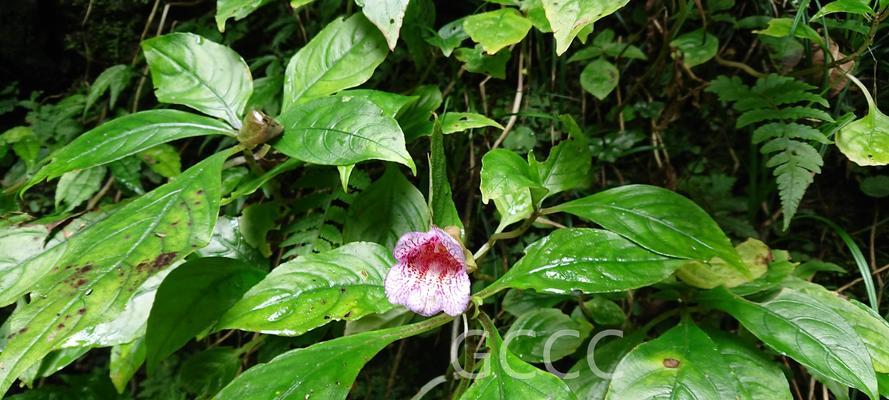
[{"xmin": 385, "ymin": 227, "xmax": 470, "ymax": 317}]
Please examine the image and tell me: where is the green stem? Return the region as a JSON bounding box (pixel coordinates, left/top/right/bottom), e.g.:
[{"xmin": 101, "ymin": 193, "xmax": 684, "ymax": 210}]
[{"xmin": 845, "ymin": 73, "xmax": 877, "ymax": 112}]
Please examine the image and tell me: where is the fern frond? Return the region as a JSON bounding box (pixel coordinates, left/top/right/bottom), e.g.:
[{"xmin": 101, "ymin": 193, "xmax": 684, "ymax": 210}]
[
  {"xmin": 761, "ymin": 138, "xmax": 824, "ymax": 230},
  {"xmin": 737, "ymin": 106, "xmax": 834, "ymax": 128},
  {"xmin": 752, "ymin": 122, "xmax": 832, "ymax": 144},
  {"xmin": 706, "ymin": 75, "xmax": 750, "ymax": 102}
]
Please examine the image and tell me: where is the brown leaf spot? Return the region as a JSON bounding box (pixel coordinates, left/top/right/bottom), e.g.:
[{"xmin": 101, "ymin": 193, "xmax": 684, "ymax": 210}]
[
  {"xmin": 78, "ymin": 308, "xmax": 86, "ymax": 315},
  {"xmin": 663, "ymin": 358, "xmax": 680, "ymax": 368}
]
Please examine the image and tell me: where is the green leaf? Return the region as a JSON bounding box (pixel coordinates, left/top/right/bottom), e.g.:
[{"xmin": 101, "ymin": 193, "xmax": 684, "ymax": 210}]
[
  {"xmin": 0, "ymin": 151, "xmax": 228, "ymax": 396},
  {"xmin": 486, "ymin": 228, "xmax": 686, "ymax": 295},
  {"xmin": 357, "ymin": 0, "xmax": 410, "ymax": 50},
  {"xmin": 343, "ymin": 168, "xmax": 430, "ymax": 248},
  {"xmin": 179, "ymin": 347, "xmax": 241, "ymax": 397},
  {"xmin": 677, "ymin": 238, "xmax": 769, "ymax": 288},
  {"xmin": 0, "ymin": 225, "xmax": 50, "ymax": 293},
  {"xmin": 732, "ymin": 249, "xmax": 798, "ymax": 295},
  {"xmin": 218, "ymin": 242, "xmax": 394, "ymax": 335},
  {"xmin": 26, "ymin": 110, "xmax": 234, "ymax": 190},
  {"xmin": 215, "ymin": 315, "xmax": 451, "ymax": 400},
  {"xmin": 142, "ymin": 33, "xmax": 252, "ymax": 127},
  {"xmin": 463, "ymin": 9, "xmax": 532, "ymax": 54},
  {"xmin": 550, "ymin": 184, "xmax": 747, "ymax": 274},
  {"xmin": 215, "ymin": 0, "xmax": 275, "ymax": 31},
  {"xmin": 570, "ymin": 296, "xmax": 625, "ymax": 326},
  {"xmin": 670, "ymin": 29, "xmax": 719, "ymax": 68},
  {"xmin": 580, "ymin": 59, "xmax": 619, "ymax": 99},
  {"xmin": 755, "ymin": 18, "xmax": 823, "ymax": 43},
  {"xmin": 109, "ymin": 156, "xmax": 144, "ymax": 195},
  {"xmin": 702, "ymin": 287, "xmax": 879, "ymax": 399},
  {"xmin": 238, "ymin": 202, "xmax": 278, "ymax": 257},
  {"xmin": 606, "ymin": 320, "xmax": 741, "ymax": 399},
  {"xmin": 762, "ymin": 138, "xmax": 823, "ymax": 229},
  {"xmin": 752, "ymin": 122, "xmax": 831, "ymax": 144},
  {"xmin": 454, "ymin": 45, "xmax": 512, "ymax": 79},
  {"xmin": 479, "ymin": 149, "xmax": 544, "ymax": 204},
  {"xmin": 811, "ymin": 0, "xmax": 873, "ymax": 20},
  {"xmin": 737, "ymin": 106, "xmax": 833, "ymax": 128},
  {"xmin": 283, "ymin": 14, "xmax": 388, "ymax": 110},
  {"xmin": 110, "ymin": 338, "xmax": 146, "ymax": 394},
  {"xmin": 461, "ymin": 315, "xmax": 575, "ymax": 399},
  {"xmin": 860, "ymin": 175, "xmax": 889, "ymax": 198},
  {"xmin": 425, "ymin": 18, "xmax": 469, "ymax": 57},
  {"xmin": 84, "ymin": 64, "xmax": 132, "ymax": 115},
  {"xmin": 197, "ymin": 215, "xmax": 265, "ymax": 266},
  {"xmin": 505, "ymin": 308, "xmax": 592, "ymax": 363},
  {"xmin": 531, "ymin": 139, "xmax": 592, "ymax": 197},
  {"xmin": 398, "ymin": 85, "xmax": 442, "ymax": 141},
  {"xmin": 441, "ymin": 112, "xmax": 504, "ymax": 134},
  {"xmin": 502, "ymin": 289, "xmax": 570, "ymax": 317},
  {"xmin": 493, "ymin": 188, "xmax": 534, "ymax": 231},
  {"xmin": 336, "ymin": 89, "xmax": 418, "ymax": 118},
  {"xmin": 145, "ymin": 257, "xmax": 265, "ymax": 372},
  {"xmin": 139, "ymin": 143, "xmax": 181, "ymax": 178},
  {"xmin": 565, "ymin": 331, "xmax": 644, "ymax": 399},
  {"xmin": 54, "ymin": 166, "xmax": 107, "ymax": 212},
  {"xmin": 430, "ymin": 123, "xmax": 463, "ymax": 230},
  {"xmin": 542, "ymin": 0, "xmax": 630, "ymax": 55},
  {"xmin": 344, "ymin": 306, "xmax": 412, "ymax": 335},
  {"xmin": 784, "ymin": 278, "xmax": 889, "ymax": 373},
  {"xmin": 836, "ymin": 107, "xmax": 889, "ymax": 166},
  {"xmin": 276, "ymin": 96, "xmax": 415, "ymax": 173},
  {"xmin": 709, "ymin": 331, "xmax": 792, "ymax": 399},
  {"xmin": 0, "ymin": 126, "xmax": 40, "ymax": 169}
]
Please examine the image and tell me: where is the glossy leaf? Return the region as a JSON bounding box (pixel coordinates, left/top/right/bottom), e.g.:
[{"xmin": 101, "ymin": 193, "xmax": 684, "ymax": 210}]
[
  {"xmin": 836, "ymin": 103, "xmax": 889, "ymax": 166},
  {"xmin": 425, "ymin": 17, "xmax": 469, "ymax": 57},
  {"xmin": 215, "ymin": 315, "xmax": 450, "ymax": 400},
  {"xmin": 676, "ymin": 238, "xmax": 769, "ymax": 289},
  {"xmin": 26, "ymin": 110, "xmax": 234, "ymax": 189},
  {"xmin": 709, "ymin": 330, "xmax": 792, "ymax": 399},
  {"xmin": 343, "ymin": 168, "xmax": 429, "ymax": 248},
  {"xmin": 215, "ymin": 0, "xmax": 275, "ymax": 31},
  {"xmin": 142, "ymin": 33, "xmax": 252, "ymax": 127},
  {"xmin": 542, "ymin": 0, "xmax": 630, "ymax": 55},
  {"xmin": 145, "ymin": 257, "xmax": 265, "ymax": 371},
  {"xmin": 811, "ymin": 0, "xmax": 873, "ymax": 20},
  {"xmin": 139, "ymin": 143, "xmax": 181, "ymax": 178},
  {"xmin": 505, "ymin": 308, "xmax": 592, "ymax": 363},
  {"xmin": 283, "ymin": 14, "xmax": 387, "ymax": 110},
  {"xmin": 549, "ymin": 184, "xmax": 747, "ymax": 275},
  {"xmin": 0, "ymin": 151, "xmax": 228, "ymax": 396},
  {"xmin": 276, "ymin": 95, "xmax": 415, "ymax": 172},
  {"xmin": 486, "ymin": 228, "xmax": 686, "ymax": 295},
  {"xmin": 580, "ymin": 59, "xmax": 619, "ymax": 99},
  {"xmin": 702, "ymin": 287, "xmax": 878, "ymax": 399},
  {"xmin": 461, "ymin": 315, "xmax": 576, "ymax": 399},
  {"xmin": 335, "ymin": 89, "xmax": 418, "ymax": 118},
  {"xmin": 606, "ymin": 320, "xmax": 740, "ymax": 399},
  {"xmin": 463, "ymin": 9, "xmax": 532, "ymax": 54},
  {"xmin": 0, "ymin": 225, "xmax": 50, "ymax": 297},
  {"xmin": 531, "ymin": 139, "xmax": 591, "ymax": 197},
  {"xmin": 479, "ymin": 149, "xmax": 543, "ymax": 204},
  {"xmin": 357, "ymin": 0, "xmax": 410, "ymax": 50},
  {"xmin": 217, "ymin": 242, "xmax": 393, "ymax": 335},
  {"xmin": 196, "ymin": 215, "xmax": 266, "ymax": 266},
  {"xmin": 430, "ymin": 123, "xmax": 463, "ymax": 230},
  {"xmin": 441, "ymin": 112, "xmax": 504, "ymax": 134}
]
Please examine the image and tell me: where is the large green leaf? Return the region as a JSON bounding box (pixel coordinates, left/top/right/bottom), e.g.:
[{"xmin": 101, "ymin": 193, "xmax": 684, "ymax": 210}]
[
  {"xmin": 110, "ymin": 338, "xmax": 146, "ymax": 393},
  {"xmin": 357, "ymin": 0, "xmax": 410, "ymax": 50},
  {"xmin": 55, "ymin": 167, "xmax": 107, "ymax": 211},
  {"xmin": 505, "ymin": 308, "xmax": 592, "ymax": 363},
  {"xmin": 283, "ymin": 14, "xmax": 388, "ymax": 111},
  {"xmin": 0, "ymin": 151, "xmax": 228, "ymax": 396},
  {"xmin": 215, "ymin": 0, "xmax": 275, "ymax": 31},
  {"xmin": 606, "ymin": 320, "xmax": 740, "ymax": 399},
  {"xmin": 836, "ymin": 105, "xmax": 889, "ymax": 166},
  {"xmin": 702, "ymin": 287, "xmax": 878, "ymax": 399},
  {"xmin": 0, "ymin": 225, "xmax": 50, "ymax": 291},
  {"xmin": 343, "ymin": 168, "xmax": 429, "ymax": 248},
  {"xmin": 531, "ymin": 138, "xmax": 591, "ymax": 198},
  {"xmin": 430, "ymin": 123, "xmax": 463, "ymax": 230},
  {"xmin": 483, "ymin": 228, "xmax": 686, "ymax": 295},
  {"xmin": 145, "ymin": 257, "xmax": 265, "ymax": 371},
  {"xmin": 542, "ymin": 0, "xmax": 630, "ymax": 55},
  {"xmin": 461, "ymin": 315, "xmax": 576, "ymax": 399},
  {"xmin": 708, "ymin": 330, "xmax": 792, "ymax": 399},
  {"xmin": 276, "ymin": 96, "xmax": 415, "ymax": 172},
  {"xmin": 670, "ymin": 29, "xmax": 719, "ymax": 68},
  {"xmin": 142, "ymin": 33, "xmax": 252, "ymax": 127},
  {"xmin": 479, "ymin": 149, "xmax": 544, "ymax": 204},
  {"xmin": 565, "ymin": 331, "xmax": 645, "ymax": 399},
  {"xmin": 215, "ymin": 314, "xmax": 451, "ymax": 400},
  {"xmin": 784, "ymin": 278, "xmax": 889, "ymax": 373},
  {"xmin": 84, "ymin": 64, "xmax": 132, "ymax": 115},
  {"xmin": 549, "ymin": 184, "xmax": 747, "ymax": 275},
  {"xmin": 217, "ymin": 242, "xmax": 393, "ymax": 335},
  {"xmin": 463, "ymin": 9, "xmax": 532, "ymax": 54},
  {"xmin": 25, "ymin": 110, "xmax": 234, "ymax": 190}
]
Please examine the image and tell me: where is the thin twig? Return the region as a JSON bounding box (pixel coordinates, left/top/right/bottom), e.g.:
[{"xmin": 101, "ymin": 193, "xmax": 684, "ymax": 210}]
[
  {"xmin": 837, "ymin": 263, "xmax": 889, "ymax": 293},
  {"xmin": 492, "ymin": 45, "xmax": 525, "ymax": 149}
]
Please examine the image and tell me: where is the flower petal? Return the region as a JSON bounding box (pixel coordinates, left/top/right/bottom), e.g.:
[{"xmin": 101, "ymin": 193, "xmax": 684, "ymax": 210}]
[
  {"xmin": 428, "ymin": 227, "xmax": 466, "ymax": 266},
  {"xmin": 384, "ymin": 261, "xmax": 470, "ymax": 317}
]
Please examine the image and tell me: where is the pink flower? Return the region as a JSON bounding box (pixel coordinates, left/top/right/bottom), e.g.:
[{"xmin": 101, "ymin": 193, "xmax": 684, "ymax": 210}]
[{"xmin": 385, "ymin": 228, "xmax": 470, "ymax": 316}]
